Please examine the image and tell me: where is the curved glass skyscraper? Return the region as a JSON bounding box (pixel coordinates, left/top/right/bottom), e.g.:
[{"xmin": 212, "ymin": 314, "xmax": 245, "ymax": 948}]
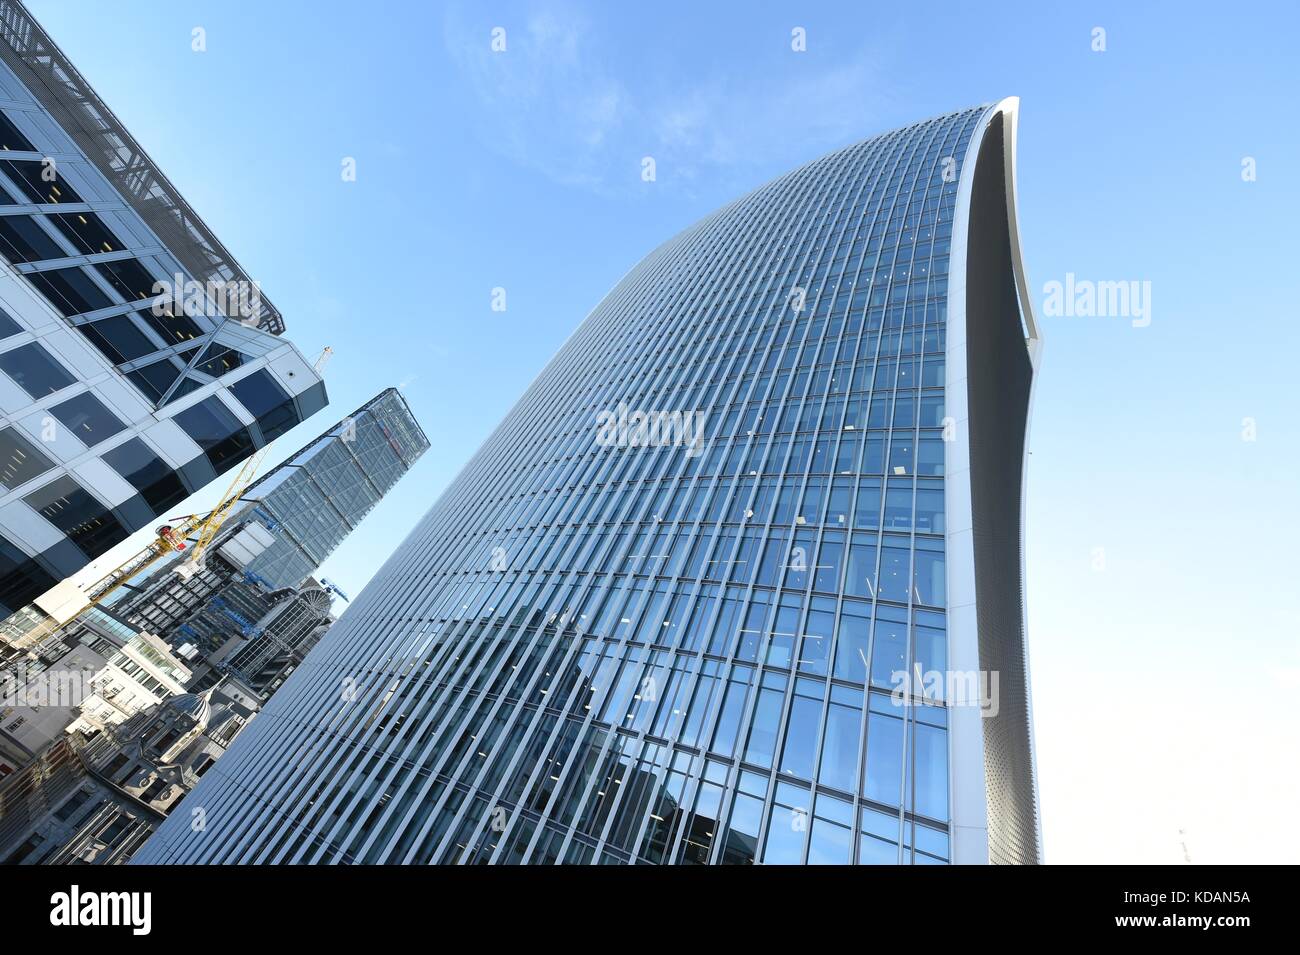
[{"xmin": 136, "ymin": 98, "xmax": 1043, "ymax": 866}]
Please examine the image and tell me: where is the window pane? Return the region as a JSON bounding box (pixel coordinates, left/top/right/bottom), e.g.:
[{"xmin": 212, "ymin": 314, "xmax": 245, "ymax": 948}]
[
  {"xmin": 138, "ymin": 305, "xmax": 203, "ymax": 346},
  {"xmin": 95, "ymin": 258, "xmax": 159, "ymax": 304},
  {"xmin": 0, "ymin": 308, "xmax": 19, "ymax": 339},
  {"xmin": 23, "ymin": 266, "xmax": 112, "ymax": 316},
  {"xmin": 126, "ymin": 359, "xmax": 182, "ymax": 403},
  {"xmin": 754, "ymin": 530, "xmax": 787, "ymax": 587},
  {"xmin": 912, "ymin": 722, "xmax": 949, "ymax": 821},
  {"xmin": 919, "ymin": 393, "xmax": 944, "ymax": 425},
  {"xmin": 1, "ymin": 158, "xmax": 84, "ymax": 204},
  {"xmin": 0, "ymin": 214, "xmax": 63, "ymax": 262},
  {"xmin": 871, "ymin": 613, "xmax": 908, "ymax": 688},
  {"xmin": 0, "ymin": 111, "xmax": 36, "ymax": 152},
  {"xmin": 761, "ymin": 810, "xmax": 805, "ymax": 864},
  {"xmin": 0, "ymin": 425, "xmax": 55, "ymax": 490},
  {"xmin": 833, "ymin": 600, "xmax": 871, "ymax": 683},
  {"xmin": 819, "ymin": 700, "xmax": 862, "ymax": 792},
  {"xmin": 845, "ymin": 537, "xmax": 876, "ymax": 600},
  {"xmin": 854, "ymin": 477, "xmax": 880, "ymax": 528},
  {"xmin": 779, "ymin": 689, "xmax": 822, "ymax": 780},
  {"xmin": 77, "ymin": 314, "xmax": 156, "ymax": 364},
  {"xmin": 807, "ymin": 818, "xmax": 852, "ymax": 864},
  {"xmin": 917, "ymin": 435, "xmax": 944, "ymax": 476},
  {"xmin": 798, "ymin": 604, "xmax": 833, "ymax": 675},
  {"xmin": 915, "ymin": 485, "xmax": 944, "ymax": 533},
  {"xmin": 231, "ymin": 369, "xmax": 299, "ymax": 441},
  {"xmin": 876, "ymin": 543, "xmax": 911, "ymax": 602},
  {"xmin": 863, "ymin": 709, "xmax": 904, "ymax": 806},
  {"xmin": 883, "ymin": 484, "xmax": 913, "ymax": 529},
  {"xmin": 858, "ymin": 833, "xmax": 898, "ymax": 864},
  {"xmin": 0, "ymin": 534, "xmax": 57, "ymax": 612},
  {"xmin": 888, "ymin": 435, "xmax": 915, "ymax": 475},
  {"xmin": 719, "ymin": 792, "xmax": 762, "ymax": 865},
  {"xmin": 48, "ymin": 212, "xmax": 123, "ymax": 256},
  {"xmin": 194, "ymin": 343, "xmax": 248, "ymax": 377},
  {"xmin": 161, "ymin": 377, "xmax": 204, "ymax": 406},
  {"xmin": 172, "ymin": 396, "xmax": 255, "ymax": 470},
  {"xmin": 0, "ymin": 342, "xmax": 75, "ymax": 397},
  {"xmin": 48, "ymin": 392, "xmax": 124, "ymax": 447},
  {"xmin": 813, "ymin": 531, "xmax": 844, "ymax": 592},
  {"xmin": 914, "ymin": 618, "xmax": 946, "ymax": 678},
  {"xmin": 677, "ymin": 781, "xmax": 721, "ymax": 865},
  {"xmin": 913, "ymin": 550, "xmax": 945, "ymax": 607},
  {"xmin": 102, "ymin": 437, "xmax": 187, "ymax": 512},
  {"xmin": 24, "ymin": 475, "xmax": 127, "ymax": 557},
  {"xmin": 742, "ymin": 686, "xmax": 784, "ymax": 767}
]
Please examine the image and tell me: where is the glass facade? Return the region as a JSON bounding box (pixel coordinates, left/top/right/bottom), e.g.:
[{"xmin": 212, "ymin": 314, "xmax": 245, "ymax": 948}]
[
  {"xmin": 0, "ymin": 108, "xmax": 273, "ymax": 409},
  {"xmin": 108, "ymin": 388, "xmax": 429, "ymax": 643},
  {"xmin": 137, "ymin": 103, "xmax": 1039, "ymax": 866},
  {"xmin": 233, "ymin": 387, "xmax": 431, "ymax": 590}
]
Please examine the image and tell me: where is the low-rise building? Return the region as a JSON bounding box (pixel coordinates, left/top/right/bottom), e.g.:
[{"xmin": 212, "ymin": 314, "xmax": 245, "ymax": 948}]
[{"xmin": 0, "ymin": 675, "xmax": 259, "ymax": 864}]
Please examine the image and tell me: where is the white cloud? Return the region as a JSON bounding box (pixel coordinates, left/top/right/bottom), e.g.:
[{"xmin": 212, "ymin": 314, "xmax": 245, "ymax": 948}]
[
  {"xmin": 442, "ymin": 3, "xmax": 894, "ymax": 194},
  {"xmin": 444, "ymin": 5, "xmax": 628, "ymax": 188}
]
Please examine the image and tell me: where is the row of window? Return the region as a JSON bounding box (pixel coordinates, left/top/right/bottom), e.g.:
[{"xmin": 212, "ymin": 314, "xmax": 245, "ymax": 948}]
[
  {"xmin": 398, "ymin": 689, "xmax": 947, "ymax": 865},
  {"xmin": 0, "ymin": 364, "xmax": 296, "ymax": 565},
  {"xmin": 464, "ymin": 308, "xmax": 952, "ymax": 510},
  {"xmin": 482, "ymin": 440, "xmax": 946, "ymax": 550},
  {"xmin": 490, "ymin": 478, "xmax": 946, "ymax": 556},
  {"xmin": 0, "ymin": 109, "xmax": 255, "ymax": 409},
  {"xmin": 571, "ymin": 304, "xmax": 946, "ymax": 395},
  {"xmin": 485, "ymin": 517, "xmax": 948, "ymax": 607},
  {"xmin": 557, "ymin": 297, "xmax": 950, "ymax": 418}
]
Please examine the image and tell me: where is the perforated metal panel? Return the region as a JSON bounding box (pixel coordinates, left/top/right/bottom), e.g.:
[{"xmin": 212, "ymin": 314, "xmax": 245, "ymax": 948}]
[{"xmin": 962, "ymin": 114, "xmax": 1040, "ymax": 865}]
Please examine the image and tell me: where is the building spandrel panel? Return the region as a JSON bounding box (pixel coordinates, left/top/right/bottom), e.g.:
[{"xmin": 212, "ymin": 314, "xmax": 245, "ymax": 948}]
[{"xmin": 135, "ymin": 101, "xmax": 1042, "ymax": 866}]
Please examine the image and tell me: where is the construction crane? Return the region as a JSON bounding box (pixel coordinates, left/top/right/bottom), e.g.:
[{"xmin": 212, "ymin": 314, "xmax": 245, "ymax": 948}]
[
  {"xmin": 0, "ymin": 445, "xmax": 266, "ymax": 656},
  {"xmin": 170, "ymin": 441, "xmax": 273, "ymax": 582},
  {"xmin": 7, "ymin": 439, "xmax": 272, "ymax": 658},
  {"xmin": 90, "ymin": 345, "xmax": 333, "ymax": 598},
  {"xmin": 6, "ymin": 346, "xmax": 333, "ymax": 649}
]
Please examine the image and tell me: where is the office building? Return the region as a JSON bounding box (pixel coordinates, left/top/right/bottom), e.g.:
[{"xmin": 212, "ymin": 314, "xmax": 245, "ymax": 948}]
[
  {"xmin": 1, "ymin": 611, "xmax": 188, "ymax": 757},
  {"xmin": 0, "ymin": 677, "xmax": 260, "ymax": 864},
  {"xmin": 0, "ymin": 0, "xmax": 327, "ymax": 617},
  {"xmin": 105, "ymin": 389, "xmax": 426, "ymax": 690},
  {"xmin": 136, "ymin": 100, "xmax": 1042, "ymax": 865}
]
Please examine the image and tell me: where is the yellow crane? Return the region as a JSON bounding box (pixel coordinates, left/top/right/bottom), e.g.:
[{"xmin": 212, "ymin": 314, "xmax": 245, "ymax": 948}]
[
  {"xmin": 3, "ymin": 442, "xmax": 273, "ymax": 656},
  {"xmin": 1, "ymin": 444, "xmax": 266, "ymax": 654},
  {"xmin": 92, "ymin": 440, "xmax": 274, "ymax": 598}
]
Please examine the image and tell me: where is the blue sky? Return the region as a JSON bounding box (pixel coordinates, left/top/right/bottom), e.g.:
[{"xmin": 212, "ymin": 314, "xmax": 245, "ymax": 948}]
[{"xmin": 41, "ymin": 0, "xmax": 1299, "ymax": 863}]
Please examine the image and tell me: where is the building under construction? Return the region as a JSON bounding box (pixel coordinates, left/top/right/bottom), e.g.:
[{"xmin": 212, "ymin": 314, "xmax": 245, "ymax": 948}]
[
  {"xmin": 101, "ymin": 388, "xmax": 428, "ymax": 696},
  {"xmin": 2, "ymin": 387, "xmax": 426, "ymax": 702}
]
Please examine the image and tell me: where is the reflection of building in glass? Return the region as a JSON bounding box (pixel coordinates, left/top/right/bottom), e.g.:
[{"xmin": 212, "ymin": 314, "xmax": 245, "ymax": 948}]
[{"xmin": 137, "ymin": 101, "xmax": 1042, "ymax": 866}]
